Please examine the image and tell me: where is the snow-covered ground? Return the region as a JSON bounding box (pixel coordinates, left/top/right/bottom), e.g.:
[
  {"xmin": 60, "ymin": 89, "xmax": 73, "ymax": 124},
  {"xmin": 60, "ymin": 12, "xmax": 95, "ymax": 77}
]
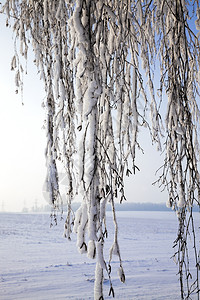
[{"xmin": 0, "ymin": 211, "xmax": 187, "ymax": 299}]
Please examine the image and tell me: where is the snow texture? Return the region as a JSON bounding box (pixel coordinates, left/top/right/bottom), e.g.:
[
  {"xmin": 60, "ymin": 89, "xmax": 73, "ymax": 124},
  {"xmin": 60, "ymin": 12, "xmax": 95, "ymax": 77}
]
[{"xmin": 1, "ymin": 211, "xmax": 197, "ymax": 300}]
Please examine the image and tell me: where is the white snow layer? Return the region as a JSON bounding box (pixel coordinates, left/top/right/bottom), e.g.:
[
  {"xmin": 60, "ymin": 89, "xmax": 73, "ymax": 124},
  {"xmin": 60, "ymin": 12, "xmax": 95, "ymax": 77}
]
[{"xmin": 0, "ymin": 211, "xmax": 195, "ymax": 300}]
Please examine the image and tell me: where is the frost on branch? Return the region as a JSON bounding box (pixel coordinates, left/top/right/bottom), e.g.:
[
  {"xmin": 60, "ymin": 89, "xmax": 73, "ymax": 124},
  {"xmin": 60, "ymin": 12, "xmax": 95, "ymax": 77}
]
[{"xmin": 1, "ymin": 0, "xmax": 200, "ymax": 299}]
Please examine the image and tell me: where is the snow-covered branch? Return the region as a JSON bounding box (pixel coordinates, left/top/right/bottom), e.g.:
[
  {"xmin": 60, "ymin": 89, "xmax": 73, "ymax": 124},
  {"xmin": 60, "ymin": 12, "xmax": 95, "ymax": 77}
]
[{"xmin": 1, "ymin": 0, "xmax": 200, "ymax": 298}]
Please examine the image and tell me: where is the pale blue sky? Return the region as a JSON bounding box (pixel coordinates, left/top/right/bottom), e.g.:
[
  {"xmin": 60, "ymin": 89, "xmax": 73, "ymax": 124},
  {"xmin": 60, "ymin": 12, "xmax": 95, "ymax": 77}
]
[
  {"xmin": 0, "ymin": 15, "xmax": 168, "ymax": 212},
  {"xmin": 0, "ymin": 15, "xmax": 47, "ymax": 211}
]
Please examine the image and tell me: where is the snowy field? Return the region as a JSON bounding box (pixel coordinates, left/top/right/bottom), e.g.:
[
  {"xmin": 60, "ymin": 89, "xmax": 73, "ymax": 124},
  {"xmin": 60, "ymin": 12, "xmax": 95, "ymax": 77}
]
[{"xmin": 0, "ymin": 211, "xmax": 192, "ymax": 299}]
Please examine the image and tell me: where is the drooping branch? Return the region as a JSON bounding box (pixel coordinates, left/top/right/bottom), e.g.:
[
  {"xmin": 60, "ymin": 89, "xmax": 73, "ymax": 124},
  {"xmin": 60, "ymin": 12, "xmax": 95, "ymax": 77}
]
[
  {"xmin": 153, "ymin": 1, "xmax": 200, "ymax": 298},
  {"xmin": 1, "ymin": 0, "xmax": 200, "ymax": 299}
]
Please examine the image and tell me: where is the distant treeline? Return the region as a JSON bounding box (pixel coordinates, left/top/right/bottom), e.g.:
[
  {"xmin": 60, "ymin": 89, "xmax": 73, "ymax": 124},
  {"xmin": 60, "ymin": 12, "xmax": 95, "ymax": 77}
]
[
  {"xmin": 107, "ymin": 202, "xmax": 199, "ymax": 212},
  {"xmin": 27, "ymin": 202, "xmax": 200, "ymax": 213}
]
